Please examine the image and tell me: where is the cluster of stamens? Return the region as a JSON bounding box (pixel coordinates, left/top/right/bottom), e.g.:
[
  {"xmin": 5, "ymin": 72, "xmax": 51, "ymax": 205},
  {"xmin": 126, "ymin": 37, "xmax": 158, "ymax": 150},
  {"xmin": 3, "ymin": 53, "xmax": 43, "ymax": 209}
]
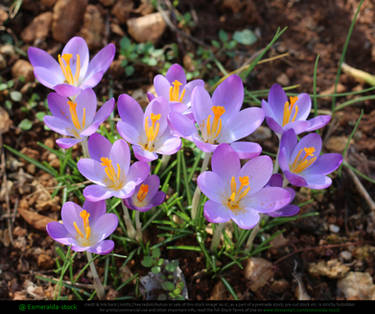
[
  {"xmin": 169, "ymin": 80, "xmax": 186, "ymax": 102},
  {"xmin": 282, "ymin": 96, "xmax": 299, "ymax": 127},
  {"xmin": 200, "ymin": 106, "xmax": 225, "ymax": 144},
  {"xmin": 226, "ymin": 176, "xmax": 251, "ymax": 213},
  {"xmin": 100, "ymin": 157, "xmax": 124, "ymax": 190},
  {"xmin": 144, "ymin": 113, "xmax": 161, "ymax": 150},
  {"xmin": 73, "ymin": 210, "xmax": 91, "ymax": 245},
  {"xmin": 290, "ymin": 147, "xmax": 316, "ymax": 173},
  {"xmin": 58, "ymin": 53, "xmax": 81, "ymax": 86}
]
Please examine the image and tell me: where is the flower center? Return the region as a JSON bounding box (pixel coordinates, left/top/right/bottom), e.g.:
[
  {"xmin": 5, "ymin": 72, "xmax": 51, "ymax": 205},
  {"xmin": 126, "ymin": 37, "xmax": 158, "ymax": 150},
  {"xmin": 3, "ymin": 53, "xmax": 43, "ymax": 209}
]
[
  {"xmin": 58, "ymin": 53, "xmax": 81, "ymax": 86},
  {"xmin": 100, "ymin": 157, "xmax": 124, "ymax": 190},
  {"xmin": 226, "ymin": 176, "xmax": 251, "ymax": 213},
  {"xmin": 169, "ymin": 80, "xmax": 186, "ymax": 102},
  {"xmin": 290, "ymin": 147, "xmax": 317, "ymax": 173},
  {"xmin": 67, "ymin": 100, "xmax": 86, "ymax": 133},
  {"xmin": 144, "ymin": 113, "xmax": 161, "ymax": 150},
  {"xmin": 137, "ymin": 184, "xmax": 149, "ymax": 202},
  {"xmin": 200, "ymin": 106, "xmax": 225, "ymax": 144},
  {"xmin": 282, "ymin": 96, "xmax": 299, "ymax": 127},
  {"xmin": 73, "ymin": 209, "xmax": 91, "ymax": 245}
]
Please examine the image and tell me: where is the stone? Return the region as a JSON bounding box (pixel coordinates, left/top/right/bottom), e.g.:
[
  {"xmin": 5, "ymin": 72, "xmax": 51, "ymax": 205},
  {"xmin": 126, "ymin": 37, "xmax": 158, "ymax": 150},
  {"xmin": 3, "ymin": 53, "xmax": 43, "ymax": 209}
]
[
  {"xmin": 338, "ymin": 272, "xmax": 375, "ymax": 300},
  {"xmin": 244, "ymin": 257, "xmax": 274, "ymax": 292},
  {"xmin": 0, "ymin": 54, "xmax": 5, "ymax": 70},
  {"xmin": 111, "ymin": 0, "xmax": 133, "ymax": 24},
  {"xmin": 0, "ymin": 107, "xmax": 11, "ymax": 134},
  {"xmin": 11, "ymin": 60, "xmax": 34, "ymax": 82},
  {"xmin": 276, "ymin": 73, "xmax": 290, "ymax": 86},
  {"xmin": 99, "ymin": 0, "xmax": 115, "ymax": 6},
  {"xmin": 127, "ymin": 12, "xmax": 167, "ymax": 43},
  {"xmin": 308, "ymin": 259, "xmax": 349, "ymax": 279},
  {"xmin": 37, "ymin": 254, "xmax": 54, "ymax": 269},
  {"xmin": 52, "ymin": 0, "xmax": 88, "ymax": 43},
  {"xmin": 325, "ymin": 136, "xmax": 350, "ymax": 153},
  {"xmin": 40, "ymin": 0, "xmax": 57, "ymax": 8},
  {"xmin": 80, "ymin": 5, "xmax": 104, "ymax": 49},
  {"xmin": 0, "ymin": 7, "xmax": 8, "ymax": 25},
  {"xmin": 21, "ymin": 12, "xmax": 53, "ymax": 43}
]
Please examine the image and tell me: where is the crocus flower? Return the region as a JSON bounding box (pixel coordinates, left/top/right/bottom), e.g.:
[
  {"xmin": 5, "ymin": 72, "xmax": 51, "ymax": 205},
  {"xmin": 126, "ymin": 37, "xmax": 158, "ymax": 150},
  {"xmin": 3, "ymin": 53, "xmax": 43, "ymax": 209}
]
[
  {"xmin": 77, "ymin": 133, "xmax": 150, "ymax": 201},
  {"xmin": 123, "ymin": 175, "xmax": 165, "ymax": 212},
  {"xmin": 169, "ymin": 75, "xmax": 264, "ymax": 159},
  {"xmin": 44, "ymin": 88, "xmax": 114, "ymax": 149},
  {"xmin": 148, "ymin": 63, "xmax": 204, "ymax": 114},
  {"xmin": 265, "ymin": 174, "xmax": 299, "ymax": 218},
  {"xmin": 46, "ymin": 200, "xmax": 118, "ymax": 254},
  {"xmin": 197, "ymin": 144, "xmax": 292, "ymax": 229},
  {"xmin": 28, "ymin": 36, "xmax": 115, "ymax": 97},
  {"xmin": 116, "ymin": 94, "xmax": 181, "ymax": 162},
  {"xmin": 279, "ymin": 129, "xmax": 343, "ymax": 189},
  {"xmin": 262, "ymin": 84, "xmax": 331, "ymax": 135}
]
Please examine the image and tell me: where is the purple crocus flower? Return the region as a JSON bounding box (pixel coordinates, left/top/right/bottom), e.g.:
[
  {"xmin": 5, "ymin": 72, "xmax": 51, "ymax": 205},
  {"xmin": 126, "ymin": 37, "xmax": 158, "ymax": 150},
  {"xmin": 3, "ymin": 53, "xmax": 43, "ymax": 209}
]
[
  {"xmin": 148, "ymin": 63, "xmax": 204, "ymax": 114},
  {"xmin": 197, "ymin": 144, "xmax": 292, "ymax": 229},
  {"xmin": 265, "ymin": 174, "xmax": 299, "ymax": 218},
  {"xmin": 46, "ymin": 200, "xmax": 118, "ymax": 255},
  {"xmin": 169, "ymin": 75, "xmax": 264, "ymax": 159},
  {"xmin": 28, "ymin": 36, "xmax": 115, "ymax": 97},
  {"xmin": 262, "ymin": 84, "xmax": 331, "ymax": 135},
  {"xmin": 77, "ymin": 133, "xmax": 150, "ymax": 201},
  {"xmin": 116, "ymin": 94, "xmax": 181, "ymax": 162},
  {"xmin": 44, "ymin": 88, "xmax": 114, "ymax": 149},
  {"xmin": 279, "ymin": 129, "xmax": 343, "ymax": 189},
  {"xmin": 123, "ymin": 175, "xmax": 165, "ymax": 212}
]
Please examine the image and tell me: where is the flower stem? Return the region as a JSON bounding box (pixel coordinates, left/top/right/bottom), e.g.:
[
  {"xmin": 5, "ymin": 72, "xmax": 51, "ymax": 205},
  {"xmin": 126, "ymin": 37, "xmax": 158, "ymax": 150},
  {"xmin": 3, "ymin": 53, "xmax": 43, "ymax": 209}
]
[
  {"xmin": 210, "ymin": 223, "xmax": 225, "ymax": 251},
  {"xmin": 121, "ymin": 202, "xmax": 136, "ymax": 240},
  {"xmin": 273, "ymin": 134, "xmax": 281, "ymax": 174},
  {"xmin": 191, "ymin": 152, "xmax": 211, "ymax": 220},
  {"xmin": 81, "ymin": 138, "xmax": 89, "ymax": 158},
  {"xmin": 160, "ymin": 155, "xmax": 171, "ymax": 171},
  {"xmin": 85, "ymin": 251, "xmax": 105, "ymax": 300},
  {"xmin": 245, "ymin": 218, "xmax": 262, "ymax": 252},
  {"xmin": 134, "ymin": 211, "xmax": 143, "ymax": 242}
]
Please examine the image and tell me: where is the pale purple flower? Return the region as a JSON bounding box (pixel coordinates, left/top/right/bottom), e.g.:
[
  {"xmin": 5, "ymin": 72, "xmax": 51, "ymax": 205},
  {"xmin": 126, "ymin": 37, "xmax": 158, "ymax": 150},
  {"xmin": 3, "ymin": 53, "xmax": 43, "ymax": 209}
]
[
  {"xmin": 28, "ymin": 36, "xmax": 115, "ymax": 97},
  {"xmin": 116, "ymin": 94, "xmax": 181, "ymax": 162},
  {"xmin": 46, "ymin": 200, "xmax": 118, "ymax": 255},
  {"xmin": 197, "ymin": 144, "xmax": 292, "ymax": 229},
  {"xmin": 169, "ymin": 75, "xmax": 264, "ymax": 159},
  {"xmin": 148, "ymin": 63, "xmax": 204, "ymax": 114},
  {"xmin": 279, "ymin": 129, "xmax": 343, "ymax": 189},
  {"xmin": 265, "ymin": 174, "xmax": 299, "ymax": 218},
  {"xmin": 262, "ymin": 84, "xmax": 331, "ymax": 135},
  {"xmin": 44, "ymin": 88, "xmax": 114, "ymax": 149},
  {"xmin": 123, "ymin": 175, "xmax": 165, "ymax": 212},
  {"xmin": 77, "ymin": 133, "xmax": 150, "ymax": 201}
]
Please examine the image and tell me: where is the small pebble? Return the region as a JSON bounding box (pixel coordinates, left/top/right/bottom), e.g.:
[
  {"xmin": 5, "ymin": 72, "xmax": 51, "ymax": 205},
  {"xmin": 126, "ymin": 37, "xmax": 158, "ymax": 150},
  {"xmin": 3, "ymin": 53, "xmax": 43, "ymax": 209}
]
[
  {"xmin": 340, "ymin": 251, "xmax": 352, "ymax": 261},
  {"xmin": 329, "ymin": 224, "xmax": 340, "ymax": 233}
]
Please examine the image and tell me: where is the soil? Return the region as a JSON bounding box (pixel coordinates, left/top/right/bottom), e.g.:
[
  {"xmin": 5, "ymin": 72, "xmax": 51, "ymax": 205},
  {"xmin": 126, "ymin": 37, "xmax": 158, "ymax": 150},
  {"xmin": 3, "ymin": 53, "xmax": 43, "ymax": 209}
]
[{"xmin": 1, "ymin": 0, "xmax": 375, "ymax": 301}]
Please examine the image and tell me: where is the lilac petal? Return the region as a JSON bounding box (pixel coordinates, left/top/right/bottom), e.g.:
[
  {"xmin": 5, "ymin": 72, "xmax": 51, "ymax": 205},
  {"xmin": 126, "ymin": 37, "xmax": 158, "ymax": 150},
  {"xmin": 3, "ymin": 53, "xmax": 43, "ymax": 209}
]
[
  {"xmin": 239, "ymin": 156, "xmax": 273, "ymax": 194},
  {"xmin": 230, "ymin": 142, "xmax": 262, "ymax": 159},
  {"xmin": 110, "ymin": 140, "xmax": 130, "ymax": 176},
  {"xmin": 278, "ymin": 146, "xmax": 290, "ymax": 172},
  {"xmin": 304, "ymin": 153, "xmax": 342, "ymax": 176},
  {"xmin": 75, "ymin": 88, "xmax": 97, "ymax": 127},
  {"xmin": 113, "ymin": 183, "xmax": 137, "ymax": 199},
  {"xmin": 33, "ymin": 66, "xmax": 64, "ymax": 89},
  {"xmin": 283, "ymin": 120, "xmax": 310, "ymax": 135},
  {"xmin": 197, "ymin": 171, "xmax": 226, "ymax": 203},
  {"xmin": 93, "ymin": 213, "xmax": 118, "ymax": 241},
  {"xmin": 28, "ymin": 47, "xmax": 62, "ymax": 77},
  {"xmin": 305, "ymin": 115, "xmax": 331, "ymax": 132},
  {"xmin": 80, "ymin": 71, "xmax": 104, "ymax": 89},
  {"xmin": 211, "ymin": 143, "xmax": 240, "ymax": 181},
  {"xmin": 155, "ymin": 135, "xmax": 181, "ymax": 155},
  {"xmin": 191, "ymin": 86, "xmax": 212, "ymax": 124},
  {"xmin": 133, "ymin": 145, "xmax": 158, "ymax": 162},
  {"xmin": 291, "ymin": 132, "xmax": 322, "ymax": 161},
  {"xmin": 117, "ymin": 120, "xmax": 141, "ymax": 145},
  {"xmin": 88, "ymin": 133, "xmax": 112, "ymax": 161},
  {"xmin": 56, "ymin": 137, "xmax": 82, "ymax": 149},
  {"xmin": 80, "ymin": 98, "xmax": 115, "ymax": 137},
  {"xmin": 245, "ymin": 187, "xmax": 292, "ymax": 213},
  {"xmin": 284, "ymin": 170, "xmax": 307, "ymax": 187},
  {"xmin": 150, "ymin": 191, "xmax": 166, "ymax": 208},
  {"xmin": 280, "ymin": 128, "xmax": 298, "ymax": 160},
  {"xmin": 46, "ymin": 222, "xmax": 71, "ymax": 245},
  {"xmin": 183, "ymin": 79, "xmax": 205, "ymax": 105},
  {"xmin": 83, "ymin": 43, "xmax": 115, "ymax": 86},
  {"xmin": 44, "ymin": 115, "xmax": 72, "ymax": 136},
  {"xmin": 147, "ymin": 92, "xmax": 155, "ymax": 102},
  {"xmin": 54, "ymin": 84, "xmax": 81, "ymax": 98},
  {"xmin": 83, "ymin": 199, "xmax": 106, "ymax": 223},
  {"xmin": 141, "ymin": 175, "xmax": 161, "ymax": 200},
  {"xmin": 144, "ymin": 97, "xmax": 170, "ymax": 137},
  {"xmin": 154, "ymin": 74, "xmax": 171, "ymax": 100},
  {"xmin": 230, "ymin": 210, "xmax": 260, "ymax": 230},
  {"xmin": 166, "ymin": 64, "xmax": 187, "ymax": 86},
  {"xmin": 88, "ymin": 240, "xmax": 114, "ymax": 255},
  {"xmin": 220, "ymin": 107, "xmax": 264, "ymax": 142},
  {"xmin": 212, "ymin": 75, "xmax": 243, "ymax": 118},
  {"xmin": 61, "ymin": 201, "xmax": 84, "ymax": 236},
  {"xmin": 168, "ymin": 112, "xmax": 196, "ymax": 138},
  {"xmin": 71, "ymin": 244, "xmax": 90, "ymax": 252},
  {"xmin": 77, "ymin": 158, "xmax": 106, "ymax": 185},
  {"xmin": 267, "ymin": 174, "xmax": 283, "ymax": 187},
  {"xmin": 192, "ymin": 135, "xmax": 217, "ymax": 153},
  {"xmin": 62, "ymin": 36, "xmax": 89, "ymax": 79},
  {"xmin": 83, "ymin": 185, "xmax": 113, "ymax": 201},
  {"xmin": 305, "ymin": 175, "xmax": 332, "ymax": 190},
  {"xmin": 204, "ymin": 200, "xmax": 231, "ymax": 223},
  {"xmin": 261, "ymin": 100, "xmax": 276, "ymax": 121},
  {"xmin": 268, "ymin": 84, "xmax": 287, "ymax": 123},
  {"xmin": 47, "ymin": 92, "xmax": 71, "ymax": 121},
  {"xmin": 117, "ymin": 94, "xmax": 144, "ymax": 133},
  {"xmin": 127, "ymin": 161, "xmax": 150, "ymax": 186},
  {"xmin": 294, "ymin": 93, "xmax": 311, "ymax": 121},
  {"xmin": 268, "ymin": 204, "xmax": 300, "ymax": 218},
  {"xmin": 265, "ymin": 116, "xmax": 284, "ymax": 134}
]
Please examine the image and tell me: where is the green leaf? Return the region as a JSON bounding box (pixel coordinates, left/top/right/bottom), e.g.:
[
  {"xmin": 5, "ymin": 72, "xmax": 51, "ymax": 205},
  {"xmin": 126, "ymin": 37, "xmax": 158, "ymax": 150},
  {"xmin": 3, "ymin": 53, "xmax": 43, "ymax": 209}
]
[
  {"xmin": 10, "ymin": 91, "xmax": 22, "ymax": 102},
  {"xmin": 125, "ymin": 66, "xmax": 135, "ymax": 77},
  {"xmin": 151, "ymin": 266, "xmax": 161, "ymax": 274},
  {"xmin": 36, "ymin": 112, "xmax": 46, "ymax": 122},
  {"xmin": 152, "ymin": 247, "xmax": 161, "ymax": 259},
  {"xmin": 161, "ymin": 281, "xmax": 175, "ymax": 291},
  {"xmin": 165, "ymin": 262, "xmax": 177, "ymax": 273},
  {"xmin": 18, "ymin": 119, "xmax": 32, "ymax": 130},
  {"xmin": 219, "ymin": 29, "xmax": 228, "ymax": 42},
  {"xmin": 141, "ymin": 256, "xmax": 154, "ymax": 268},
  {"xmin": 233, "ymin": 29, "xmax": 257, "ymax": 45}
]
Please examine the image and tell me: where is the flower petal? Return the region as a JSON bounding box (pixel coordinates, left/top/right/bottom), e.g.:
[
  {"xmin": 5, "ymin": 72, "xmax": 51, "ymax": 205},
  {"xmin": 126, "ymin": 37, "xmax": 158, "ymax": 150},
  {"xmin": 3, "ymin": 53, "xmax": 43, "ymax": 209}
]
[
  {"xmin": 56, "ymin": 137, "xmax": 82, "ymax": 149},
  {"xmin": 268, "ymin": 204, "xmax": 300, "ymax": 218},
  {"xmin": 230, "ymin": 142, "xmax": 262, "ymax": 159},
  {"xmin": 83, "ymin": 185, "xmax": 113, "ymax": 201},
  {"xmin": 77, "ymin": 158, "xmax": 106, "ymax": 185},
  {"xmin": 117, "ymin": 120, "xmax": 141, "ymax": 145},
  {"xmin": 133, "ymin": 144, "xmax": 158, "ymax": 162},
  {"xmin": 92, "ymin": 213, "xmax": 118, "ymax": 241},
  {"xmin": 88, "ymin": 240, "xmax": 114, "ymax": 255},
  {"xmin": 88, "ymin": 133, "xmax": 112, "ymax": 161},
  {"xmin": 166, "ymin": 64, "xmax": 187, "ymax": 86},
  {"xmin": 62, "ymin": 36, "xmax": 89, "ymax": 79},
  {"xmin": 110, "ymin": 139, "xmax": 130, "ymax": 176},
  {"xmin": 155, "ymin": 135, "xmax": 181, "ymax": 156},
  {"xmin": 284, "ymin": 170, "xmax": 307, "ymax": 187},
  {"xmin": 182, "ymin": 79, "xmax": 205, "ymax": 106},
  {"xmin": 47, "ymin": 92, "xmax": 70, "ymax": 121},
  {"xmin": 204, "ymin": 200, "xmax": 231, "ymax": 223},
  {"xmin": 61, "ymin": 201, "xmax": 84, "ymax": 236},
  {"xmin": 46, "ymin": 222, "xmax": 71, "ymax": 245},
  {"xmin": 191, "ymin": 86, "xmax": 212, "ymax": 124},
  {"xmin": 28, "ymin": 47, "xmax": 62, "ymax": 76},
  {"xmin": 83, "ymin": 199, "xmax": 106, "ymax": 223},
  {"xmin": 305, "ymin": 115, "xmax": 331, "ymax": 132},
  {"xmin": 127, "ymin": 161, "xmax": 150, "ymax": 186},
  {"xmin": 53, "ymin": 83, "xmax": 81, "ymax": 98},
  {"xmin": 304, "ymin": 153, "xmax": 342, "ymax": 176},
  {"xmin": 144, "ymin": 97, "xmax": 170, "ymax": 137},
  {"xmin": 211, "ymin": 143, "xmax": 240, "ymax": 181},
  {"xmin": 168, "ymin": 112, "xmax": 196, "ymax": 138},
  {"xmin": 154, "ymin": 74, "xmax": 171, "ymax": 100},
  {"xmin": 305, "ymin": 175, "xmax": 332, "ymax": 190},
  {"xmin": 267, "ymin": 83, "xmax": 287, "ymax": 124},
  {"xmin": 239, "ymin": 156, "xmax": 273, "ymax": 194},
  {"xmin": 265, "ymin": 116, "xmax": 284, "ymax": 134},
  {"xmin": 44, "ymin": 115, "xmax": 72, "ymax": 136},
  {"xmin": 33, "ymin": 66, "xmax": 64, "ymax": 89},
  {"xmin": 291, "ymin": 132, "xmax": 322, "ymax": 162},
  {"xmin": 75, "ymin": 88, "xmax": 97, "ymax": 127},
  {"xmin": 230, "ymin": 210, "xmax": 260, "ymax": 230},
  {"xmin": 245, "ymin": 187, "xmax": 292, "ymax": 213},
  {"xmin": 117, "ymin": 94, "xmax": 144, "ymax": 133},
  {"xmin": 197, "ymin": 171, "xmax": 226, "ymax": 203},
  {"xmin": 294, "ymin": 93, "xmax": 311, "ymax": 121}
]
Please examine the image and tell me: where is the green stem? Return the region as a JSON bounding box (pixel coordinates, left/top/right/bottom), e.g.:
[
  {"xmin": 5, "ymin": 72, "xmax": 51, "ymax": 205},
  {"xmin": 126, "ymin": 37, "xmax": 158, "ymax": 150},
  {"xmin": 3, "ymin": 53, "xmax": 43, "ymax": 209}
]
[
  {"xmin": 210, "ymin": 223, "xmax": 225, "ymax": 251},
  {"xmin": 160, "ymin": 155, "xmax": 171, "ymax": 172},
  {"xmin": 86, "ymin": 251, "xmax": 105, "ymax": 300},
  {"xmin": 134, "ymin": 211, "xmax": 143, "ymax": 242},
  {"xmin": 121, "ymin": 202, "xmax": 136, "ymax": 240},
  {"xmin": 245, "ymin": 218, "xmax": 262, "ymax": 252}
]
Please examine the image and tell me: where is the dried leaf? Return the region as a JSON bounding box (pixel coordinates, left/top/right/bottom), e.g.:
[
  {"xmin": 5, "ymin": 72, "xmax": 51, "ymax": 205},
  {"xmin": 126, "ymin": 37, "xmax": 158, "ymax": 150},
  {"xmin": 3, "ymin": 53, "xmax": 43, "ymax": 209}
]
[
  {"xmin": 244, "ymin": 257, "xmax": 274, "ymax": 292},
  {"xmin": 18, "ymin": 203, "xmax": 56, "ymax": 231}
]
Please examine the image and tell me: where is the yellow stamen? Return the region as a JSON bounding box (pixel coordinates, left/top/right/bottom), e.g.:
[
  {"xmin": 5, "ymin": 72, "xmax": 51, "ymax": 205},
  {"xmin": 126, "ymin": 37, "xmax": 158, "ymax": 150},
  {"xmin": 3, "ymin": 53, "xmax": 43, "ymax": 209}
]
[
  {"xmin": 226, "ymin": 176, "xmax": 251, "ymax": 213},
  {"xmin": 169, "ymin": 80, "xmax": 186, "ymax": 102},
  {"xmin": 282, "ymin": 96, "xmax": 299, "ymax": 127},
  {"xmin": 137, "ymin": 184, "xmax": 149, "ymax": 202},
  {"xmin": 73, "ymin": 210, "xmax": 91, "ymax": 240},
  {"xmin": 58, "ymin": 53, "xmax": 81, "ymax": 86},
  {"xmin": 290, "ymin": 147, "xmax": 317, "ymax": 173},
  {"xmin": 100, "ymin": 157, "xmax": 123, "ymax": 189},
  {"xmin": 67, "ymin": 100, "xmax": 86, "ymax": 131},
  {"xmin": 144, "ymin": 113, "xmax": 161, "ymax": 150},
  {"xmin": 203, "ymin": 106, "xmax": 225, "ymax": 143}
]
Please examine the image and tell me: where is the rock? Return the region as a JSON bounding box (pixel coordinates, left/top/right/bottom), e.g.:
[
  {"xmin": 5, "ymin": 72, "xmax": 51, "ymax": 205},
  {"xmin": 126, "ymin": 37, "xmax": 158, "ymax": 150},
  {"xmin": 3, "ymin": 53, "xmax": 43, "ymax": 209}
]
[
  {"xmin": 329, "ymin": 224, "xmax": 340, "ymax": 233},
  {"xmin": 0, "ymin": 7, "xmax": 8, "ymax": 25},
  {"xmin": 320, "ymin": 83, "xmax": 346, "ymax": 99},
  {"xmin": 37, "ymin": 254, "xmax": 54, "ymax": 269},
  {"xmin": 0, "ymin": 107, "xmax": 11, "ymax": 134},
  {"xmin": 11, "ymin": 60, "xmax": 34, "ymax": 82},
  {"xmin": 21, "ymin": 12, "xmax": 53, "ymax": 43},
  {"xmin": 0, "ymin": 54, "xmax": 6, "ymax": 70},
  {"xmin": 99, "ymin": 0, "xmax": 115, "ymax": 6},
  {"xmin": 244, "ymin": 257, "xmax": 274, "ymax": 292},
  {"xmin": 80, "ymin": 5, "xmax": 104, "ymax": 49},
  {"xmin": 270, "ymin": 279, "xmax": 289, "ymax": 294},
  {"xmin": 325, "ymin": 136, "xmax": 350, "ymax": 153},
  {"xmin": 111, "ymin": 23, "xmax": 125, "ymax": 36},
  {"xmin": 276, "ymin": 73, "xmax": 290, "ymax": 86},
  {"xmin": 308, "ymin": 259, "xmax": 349, "ymax": 279},
  {"xmin": 112, "ymin": 0, "xmax": 133, "ymax": 24},
  {"xmin": 209, "ymin": 281, "xmax": 226, "ymax": 300},
  {"xmin": 0, "ymin": 44, "xmax": 15, "ymax": 57},
  {"xmin": 52, "ymin": 0, "xmax": 88, "ymax": 43},
  {"xmin": 338, "ymin": 272, "xmax": 375, "ymax": 300},
  {"xmin": 40, "ymin": 0, "xmax": 57, "ymax": 8},
  {"xmin": 340, "ymin": 251, "xmax": 352, "ymax": 261},
  {"xmin": 134, "ymin": 0, "xmax": 154, "ymax": 16},
  {"xmin": 127, "ymin": 12, "xmax": 167, "ymax": 43},
  {"xmin": 247, "ymin": 126, "xmax": 272, "ymax": 141}
]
